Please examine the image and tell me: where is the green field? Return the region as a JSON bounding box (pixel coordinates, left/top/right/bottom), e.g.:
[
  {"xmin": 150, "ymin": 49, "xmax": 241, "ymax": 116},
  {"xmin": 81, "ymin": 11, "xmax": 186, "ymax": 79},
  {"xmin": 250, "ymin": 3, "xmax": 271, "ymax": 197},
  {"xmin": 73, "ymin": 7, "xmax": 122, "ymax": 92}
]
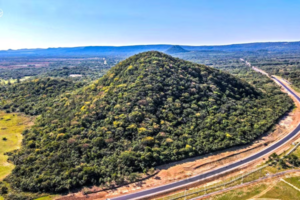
[
  {"xmin": 284, "ymin": 176, "xmax": 300, "ymax": 190},
  {"xmin": 210, "ymin": 178, "xmax": 300, "ymax": 200},
  {"xmin": 260, "ymin": 180, "xmax": 300, "ymax": 199},
  {"xmin": 0, "ymin": 111, "xmax": 33, "ymax": 180},
  {"xmin": 212, "ymin": 184, "xmax": 267, "ymax": 200}
]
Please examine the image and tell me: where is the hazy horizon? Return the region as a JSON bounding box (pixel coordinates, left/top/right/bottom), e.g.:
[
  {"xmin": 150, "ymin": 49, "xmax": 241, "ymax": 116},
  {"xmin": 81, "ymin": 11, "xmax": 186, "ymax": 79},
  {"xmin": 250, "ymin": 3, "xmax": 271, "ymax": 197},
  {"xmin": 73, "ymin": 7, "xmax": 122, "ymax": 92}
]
[
  {"xmin": 1, "ymin": 0, "xmax": 300, "ymax": 50},
  {"xmin": 2, "ymin": 40, "xmax": 300, "ymax": 51}
]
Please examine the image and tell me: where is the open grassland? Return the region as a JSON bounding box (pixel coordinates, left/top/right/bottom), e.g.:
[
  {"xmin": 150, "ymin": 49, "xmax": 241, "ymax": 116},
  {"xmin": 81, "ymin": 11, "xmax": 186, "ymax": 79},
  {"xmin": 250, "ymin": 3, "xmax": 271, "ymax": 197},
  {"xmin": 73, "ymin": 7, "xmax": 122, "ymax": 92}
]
[
  {"xmin": 260, "ymin": 180, "xmax": 300, "ymax": 199},
  {"xmin": 0, "ymin": 111, "xmax": 33, "ymax": 199},
  {"xmin": 211, "ymin": 184, "xmax": 267, "ymax": 200},
  {"xmin": 210, "ymin": 176, "xmax": 300, "ymax": 200},
  {"xmin": 0, "ymin": 111, "xmax": 33, "ymax": 180},
  {"xmin": 284, "ymin": 176, "xmax": 300, "ymax": 189}
]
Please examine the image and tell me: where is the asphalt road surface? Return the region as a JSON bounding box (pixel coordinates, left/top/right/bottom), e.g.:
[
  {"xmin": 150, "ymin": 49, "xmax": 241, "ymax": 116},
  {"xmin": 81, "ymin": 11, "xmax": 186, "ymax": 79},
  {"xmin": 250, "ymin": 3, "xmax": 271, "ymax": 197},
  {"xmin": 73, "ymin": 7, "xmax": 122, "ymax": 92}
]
[{"xmin": 111, "ymin": 76, "xmax": 300, "ymax": 200}]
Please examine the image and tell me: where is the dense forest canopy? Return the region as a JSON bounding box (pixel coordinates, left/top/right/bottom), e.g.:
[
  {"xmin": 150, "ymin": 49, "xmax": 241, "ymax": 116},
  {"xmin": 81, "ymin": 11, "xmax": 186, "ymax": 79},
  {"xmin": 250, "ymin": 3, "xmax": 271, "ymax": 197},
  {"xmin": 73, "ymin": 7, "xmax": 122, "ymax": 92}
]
[
  {"xmin": 0, "ymin": 78, "xmax": 85, "ymax": 115},
  {"xmin": 5, "ymin": 51, "xmax": 292, "ymax": 193}
]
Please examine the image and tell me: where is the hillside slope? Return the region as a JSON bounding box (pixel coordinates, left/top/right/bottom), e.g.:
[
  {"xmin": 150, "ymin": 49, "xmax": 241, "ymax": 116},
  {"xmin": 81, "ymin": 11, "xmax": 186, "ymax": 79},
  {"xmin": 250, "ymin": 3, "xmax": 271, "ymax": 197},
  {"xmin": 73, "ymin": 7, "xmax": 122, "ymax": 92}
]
[{"xmin": 7, "ymin": 51, "xmax": 292, "ymax": 192}]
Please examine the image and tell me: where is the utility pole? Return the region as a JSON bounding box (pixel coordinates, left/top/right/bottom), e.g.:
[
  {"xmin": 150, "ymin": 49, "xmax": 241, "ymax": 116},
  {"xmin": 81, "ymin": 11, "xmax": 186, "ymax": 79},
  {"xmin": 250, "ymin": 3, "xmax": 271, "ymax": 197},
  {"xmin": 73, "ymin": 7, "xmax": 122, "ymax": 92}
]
[
  {"xmin": 184, "ymin": 189, "xmax": 188, "ymax": 200},
  {"xmin": 241, "ymin": 174, "xmax": 244, "ymax": 184},
  {"xmin": 260, "ymin": 168, "xmax": 262, "ymax": 178}
]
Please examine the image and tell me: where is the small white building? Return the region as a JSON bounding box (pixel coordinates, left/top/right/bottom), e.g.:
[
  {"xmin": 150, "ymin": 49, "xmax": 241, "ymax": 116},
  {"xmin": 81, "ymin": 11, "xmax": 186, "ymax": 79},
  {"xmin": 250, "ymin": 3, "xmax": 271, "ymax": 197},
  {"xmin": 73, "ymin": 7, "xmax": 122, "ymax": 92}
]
[{"xmin": 69, "ymin": 74, "xmax": 83, "ymax": 77}]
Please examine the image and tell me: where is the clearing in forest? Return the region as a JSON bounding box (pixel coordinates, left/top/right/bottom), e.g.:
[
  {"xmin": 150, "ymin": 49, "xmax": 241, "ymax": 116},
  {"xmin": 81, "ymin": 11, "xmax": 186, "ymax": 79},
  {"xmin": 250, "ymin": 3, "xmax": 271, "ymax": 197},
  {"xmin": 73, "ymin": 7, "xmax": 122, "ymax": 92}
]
[{"xmin": 0, "ymin": 111, "xmax": 33, "ymax": 180}]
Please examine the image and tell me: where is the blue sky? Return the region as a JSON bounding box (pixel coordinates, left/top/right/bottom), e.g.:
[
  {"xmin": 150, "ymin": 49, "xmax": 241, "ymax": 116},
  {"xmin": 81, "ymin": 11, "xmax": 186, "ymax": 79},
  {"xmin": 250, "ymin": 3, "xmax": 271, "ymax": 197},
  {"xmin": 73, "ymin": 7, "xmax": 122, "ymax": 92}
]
[{"xmin": 0, "ymin": 0, "xmax": 299, "ymax": 50}]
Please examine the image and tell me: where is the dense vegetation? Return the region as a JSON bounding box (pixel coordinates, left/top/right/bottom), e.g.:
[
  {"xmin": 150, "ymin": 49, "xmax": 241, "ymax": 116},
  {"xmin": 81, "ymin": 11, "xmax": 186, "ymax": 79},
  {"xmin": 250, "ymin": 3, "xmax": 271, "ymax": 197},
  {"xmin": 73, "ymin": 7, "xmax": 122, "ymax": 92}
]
[
  {"xmin": 6, "ymin": 51, "xmax": 292, "ymax": 193},
  {"xmin": 0, "ymin": 78, "xmax": 84, "ymax": 115}
]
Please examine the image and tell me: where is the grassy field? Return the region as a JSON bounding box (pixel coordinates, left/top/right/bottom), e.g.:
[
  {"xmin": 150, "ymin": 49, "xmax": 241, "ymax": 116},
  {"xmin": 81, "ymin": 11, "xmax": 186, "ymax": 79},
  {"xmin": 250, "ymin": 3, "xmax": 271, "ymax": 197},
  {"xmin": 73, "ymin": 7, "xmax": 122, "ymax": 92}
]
[
  {"xmin": 211, "ymin": 184, "xmax": 267, "ymax": 200},
  {"xmin": 0, "ymin": 111, "xmax": 33, "ymax": 180},
  {"xmin": 284, "ymin": 176, "xmax": 300, "ymax": 189},
  {"xmin": 212, "ymin": 178, "xmax": 300, "ymax": 200},
  {"xmin": 260, "ymin": 180, "xmax": 300, "ymax": 199},
  {"xmin": 210, "ymin": 177, "xmax": 300, "ymax": 200}
]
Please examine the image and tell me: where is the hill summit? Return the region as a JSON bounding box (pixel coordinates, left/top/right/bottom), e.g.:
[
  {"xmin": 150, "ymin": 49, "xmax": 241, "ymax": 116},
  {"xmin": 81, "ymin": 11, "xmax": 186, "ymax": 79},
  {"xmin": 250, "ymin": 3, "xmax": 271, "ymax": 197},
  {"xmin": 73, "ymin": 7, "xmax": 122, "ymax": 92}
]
[
  {"xmin": 8, "ymin": 51, "xmax": 290, "ymax": 192},
  {"xmin": 165, "ymin": 45, "xmax": 189, "ymax": 54}
]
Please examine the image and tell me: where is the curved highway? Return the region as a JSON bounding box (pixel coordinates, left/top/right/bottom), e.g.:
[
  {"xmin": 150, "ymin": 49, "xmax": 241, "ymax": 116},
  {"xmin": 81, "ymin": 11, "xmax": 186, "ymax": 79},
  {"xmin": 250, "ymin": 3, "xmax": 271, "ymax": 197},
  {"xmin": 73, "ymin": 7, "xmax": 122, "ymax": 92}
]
[{"xmin": 111, "ymin": 76, "xmax": 300, "ymax": 200}]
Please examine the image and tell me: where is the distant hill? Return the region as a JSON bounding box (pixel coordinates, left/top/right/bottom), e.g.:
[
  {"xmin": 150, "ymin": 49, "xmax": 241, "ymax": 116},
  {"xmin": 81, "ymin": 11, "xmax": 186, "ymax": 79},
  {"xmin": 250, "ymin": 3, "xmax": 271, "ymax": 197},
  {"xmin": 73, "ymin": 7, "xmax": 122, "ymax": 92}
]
[
  {"xmin": 165, "ymin": 45, "xmax": 189, "ymax": 54},
  {"xmin": 7, "ymin": 51, "xmax": 292, "ymax": 192},
  {"xmin": 1, "ymin": 41, "xmax": 300, "ymax": 57}
]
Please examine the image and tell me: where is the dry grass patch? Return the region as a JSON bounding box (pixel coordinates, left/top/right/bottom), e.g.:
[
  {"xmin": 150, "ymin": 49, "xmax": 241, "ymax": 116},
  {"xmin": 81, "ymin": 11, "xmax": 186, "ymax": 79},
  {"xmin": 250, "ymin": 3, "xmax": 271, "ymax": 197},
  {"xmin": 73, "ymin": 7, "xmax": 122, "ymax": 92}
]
[
  {"xmin": 210, "ymin": 183, "xmax": 267, "ymax": 200},
  {"xmin": 0, "ymin": 111, "xmax": 33, "ymax": 180},
  {"xmin": 260, "ymin": 180, "xmax": 300, "ymax": 199}
]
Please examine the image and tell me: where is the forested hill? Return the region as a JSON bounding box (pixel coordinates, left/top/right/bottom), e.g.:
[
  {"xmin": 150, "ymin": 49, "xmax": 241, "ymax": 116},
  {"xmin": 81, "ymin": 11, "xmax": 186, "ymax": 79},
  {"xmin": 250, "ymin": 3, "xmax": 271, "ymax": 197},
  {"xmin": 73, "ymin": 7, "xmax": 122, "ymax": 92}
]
[
  {"xmin": 165, "ymin": 45, "xmax": 189, "ymax": 54},
  {"xmin": 8, "ymin": 51, "xmax": 292, "ymax": 192}
]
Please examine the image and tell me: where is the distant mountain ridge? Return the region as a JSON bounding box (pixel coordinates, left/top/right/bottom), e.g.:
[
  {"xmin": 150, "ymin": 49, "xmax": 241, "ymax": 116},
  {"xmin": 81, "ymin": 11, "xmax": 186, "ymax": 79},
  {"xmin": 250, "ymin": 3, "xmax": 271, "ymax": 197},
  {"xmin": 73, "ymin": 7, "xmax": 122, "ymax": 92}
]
[{"xmin": 1, "ymin": 41, "xmax": 300, "ymax": 57}]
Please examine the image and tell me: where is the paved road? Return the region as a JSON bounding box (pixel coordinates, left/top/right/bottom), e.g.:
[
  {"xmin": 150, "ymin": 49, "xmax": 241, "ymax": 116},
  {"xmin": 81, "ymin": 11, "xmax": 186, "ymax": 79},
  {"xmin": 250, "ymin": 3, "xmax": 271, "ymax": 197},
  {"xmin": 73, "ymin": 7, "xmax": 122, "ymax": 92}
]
[{"xmin": 111, "ymin": 76, "xmax": 300, "ymax": 200}]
